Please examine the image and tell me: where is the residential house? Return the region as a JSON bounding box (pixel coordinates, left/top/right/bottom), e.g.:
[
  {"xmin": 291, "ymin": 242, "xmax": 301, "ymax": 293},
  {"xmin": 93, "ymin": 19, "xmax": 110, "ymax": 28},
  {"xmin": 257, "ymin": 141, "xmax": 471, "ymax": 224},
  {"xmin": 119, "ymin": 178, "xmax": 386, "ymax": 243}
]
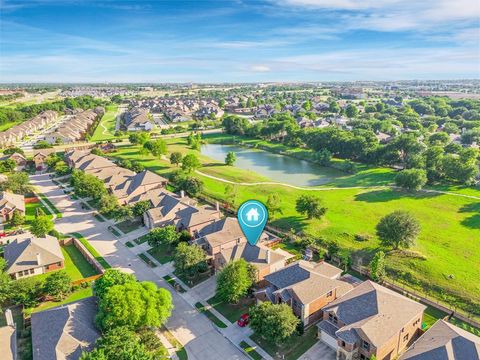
[
  {"xmin": 45, "ymin": 109, "xmax": 101, "ymax": 144},
  {"xmin": 123, "ymin": 108, "xmax": 154, "ymax": 131},
  {"xmin": 110, "ymin": 170, "xmax": 168, "ymax": 205},
  {"xmin": 399, "ymin": 319, "xmax": 480, "ymax": 360},
  {"xmin": 317, "ymin": 280, "xmax": 426, "ymax": 360},
  {"xmin": 255, "ymin": 261, "xmax": 353, "ymax": 326},
  {"xmin": 1, "ymin": 152, "xmax": 27, "ymax": 171},
  {"xmin": 2, "ymin": 232, "xmax": 64, "ymax": 279},
  {"xmin": 31, "ymin": 297, "xmax": 100, "ymax": 360},
  {"xmin": 0, "ymin": 191, "xmax": 25, "ymax": 223},
  {"xmin": 33, "ymin": 149, "xmax": 55, "ymax": 170}
]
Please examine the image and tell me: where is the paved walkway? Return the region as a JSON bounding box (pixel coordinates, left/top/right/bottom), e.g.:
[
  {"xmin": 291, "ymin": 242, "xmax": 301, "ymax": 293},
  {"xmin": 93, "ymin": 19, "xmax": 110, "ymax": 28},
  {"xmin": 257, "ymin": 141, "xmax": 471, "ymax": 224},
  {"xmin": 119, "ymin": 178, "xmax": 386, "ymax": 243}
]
[{"xmin": 29, "ymin": 173, "xmax": 248, "ymax": 360}]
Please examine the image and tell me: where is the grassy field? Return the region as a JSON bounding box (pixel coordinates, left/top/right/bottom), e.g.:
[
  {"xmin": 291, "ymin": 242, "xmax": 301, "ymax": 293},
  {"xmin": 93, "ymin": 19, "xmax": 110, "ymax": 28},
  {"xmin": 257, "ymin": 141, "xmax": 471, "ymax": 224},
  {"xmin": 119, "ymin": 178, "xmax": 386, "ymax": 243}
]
[
  {"xmin": 105, "ymin": 139, "xmax": 480, "ymax": 318},
  {"xmin": 90, "ymin": 104, "xmax": 119, "ymax": 142}
]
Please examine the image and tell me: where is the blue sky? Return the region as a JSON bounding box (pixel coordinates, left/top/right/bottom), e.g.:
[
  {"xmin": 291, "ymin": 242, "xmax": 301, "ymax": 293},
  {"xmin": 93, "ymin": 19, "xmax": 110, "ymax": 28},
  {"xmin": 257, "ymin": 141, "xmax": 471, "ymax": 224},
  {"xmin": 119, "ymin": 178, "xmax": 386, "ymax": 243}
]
[{"xmin": 1, "ymin": 0, "xmax": 479, "ymax": 82}]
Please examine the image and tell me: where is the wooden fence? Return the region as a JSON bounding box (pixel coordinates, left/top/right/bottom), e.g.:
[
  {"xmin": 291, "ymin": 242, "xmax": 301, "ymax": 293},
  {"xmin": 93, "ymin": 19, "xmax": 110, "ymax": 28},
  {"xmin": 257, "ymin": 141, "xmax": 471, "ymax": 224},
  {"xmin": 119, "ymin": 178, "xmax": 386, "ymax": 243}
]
[{"xmin": 60, "ymin": 237, "xmax": 106, "ymax": 274}]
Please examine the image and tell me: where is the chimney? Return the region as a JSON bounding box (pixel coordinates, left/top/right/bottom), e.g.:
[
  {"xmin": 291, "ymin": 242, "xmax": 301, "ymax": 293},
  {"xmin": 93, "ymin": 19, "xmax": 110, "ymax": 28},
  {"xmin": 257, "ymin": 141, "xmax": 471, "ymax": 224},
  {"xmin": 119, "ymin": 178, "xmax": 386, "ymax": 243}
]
[
  {"xmin": 215, "ymin": 201, "xmax": 220, "ymax": 212},
  {"xmin": 5, "ymin": 309, "xmax": 14, "ymax": 327},
  {"xmin": 266, "ymin": 250, "xmax": 271, "ymax": 263},
  {"xmin": 36, "ymin": 253, "xmax": 41, "ymax": 265},
  {"xmin": 180, "ymin": 190, "xmax": 185, "ymax": 198}
]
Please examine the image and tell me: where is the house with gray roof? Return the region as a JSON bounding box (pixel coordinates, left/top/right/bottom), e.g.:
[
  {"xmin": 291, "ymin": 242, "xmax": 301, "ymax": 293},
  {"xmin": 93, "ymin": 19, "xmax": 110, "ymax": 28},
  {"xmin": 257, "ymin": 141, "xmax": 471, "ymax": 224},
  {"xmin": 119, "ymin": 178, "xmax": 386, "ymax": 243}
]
[
  {"xmin": 256, "ymin": 261, "xmax": 353, "ymax": 327},
  {"xmin": 2, "ymin": 232, "xmax": 64, "ymax": 279},
  {"xmin": 400, "ymin": 319, "xmax": 480, "ymax": 360},
  {"xmin": 31, "ymin": 297, "xmax": 100, "ymax": 360},
  {"xmin": 317, "ymin": 280, "xmax": 426, "ymax": 360}
]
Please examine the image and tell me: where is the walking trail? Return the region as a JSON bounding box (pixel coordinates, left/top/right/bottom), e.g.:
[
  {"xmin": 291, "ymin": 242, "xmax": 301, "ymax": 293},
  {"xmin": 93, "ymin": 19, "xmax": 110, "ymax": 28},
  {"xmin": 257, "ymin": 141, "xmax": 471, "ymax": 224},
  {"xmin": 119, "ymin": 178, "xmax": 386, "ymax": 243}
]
[{"xmin": 195, "ymin": 170, "xmax": 480, "ymax": 200}]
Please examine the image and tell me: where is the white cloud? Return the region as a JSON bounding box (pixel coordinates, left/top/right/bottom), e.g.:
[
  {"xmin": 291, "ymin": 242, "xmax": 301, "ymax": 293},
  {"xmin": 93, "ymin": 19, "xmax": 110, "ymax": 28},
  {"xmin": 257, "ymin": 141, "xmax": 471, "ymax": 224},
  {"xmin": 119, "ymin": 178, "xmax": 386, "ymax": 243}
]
[{"xmin": 250, "ymin": 65, "xmax": 271, "ymax": 72}]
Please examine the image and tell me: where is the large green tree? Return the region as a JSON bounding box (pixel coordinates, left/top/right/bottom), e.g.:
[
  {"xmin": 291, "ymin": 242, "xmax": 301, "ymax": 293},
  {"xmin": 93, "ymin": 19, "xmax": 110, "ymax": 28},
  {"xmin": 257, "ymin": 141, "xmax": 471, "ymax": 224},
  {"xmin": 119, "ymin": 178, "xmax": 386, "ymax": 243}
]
[
  {"xmin": 93, "ymin": 269, "xmax": 136, "ymax": 299},
  {"xmin": 173, "ymin": 242, "xmax": 207, "ymax": 275},
  {"xmin": 249, "ymin": 302, "xmax": 299, "ymax": 344},
  {"xmin": 96, "ymin": 281, "xmax": 173, "ymax": 331},
  {"xmin": 147, "ymin": 226, "xmax": 180, "ymax": 248},
  {"xmin": 225, "ymin": 151, "xmax": 236, "ymax": 166},
  {"xmin": 295, "ymin": 194, "xmax": 327, "ymax": 220},
  {"xmin": 169, "ymin": 152, "xmax": 183, "ymax": 166},
  {"xmin": 30, "ymin": 213, "xmax": 54, "ymax": 237},
  {"xmin": 369, "ymin": 251, "xmax": 386, "ymax": 282},
  {"xmin": 395, "ymin": 169, "xmax": 427, "ymax": 191},
  {"xmin": 181, "ymin": 153, "xmax": 201, "ymax": 173},
  {"xmin": 216, "ymin": 259, "xmax": 255, "ymax": 304},
  {"xmin": 376, "ymin": 210, "xmax": 420, "ymax": 249},
  {"xmin": 43, "ymin": 271, "xmax": 72, "ymax": 301}
]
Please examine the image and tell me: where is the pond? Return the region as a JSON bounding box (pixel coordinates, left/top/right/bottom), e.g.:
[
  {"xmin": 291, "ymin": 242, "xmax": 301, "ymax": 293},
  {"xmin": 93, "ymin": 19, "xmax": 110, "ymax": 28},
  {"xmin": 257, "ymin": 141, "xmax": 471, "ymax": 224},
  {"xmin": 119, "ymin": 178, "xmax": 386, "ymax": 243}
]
[{"xmin": 200, "ymin": 143, "xmax": 345, "ymax": 187}]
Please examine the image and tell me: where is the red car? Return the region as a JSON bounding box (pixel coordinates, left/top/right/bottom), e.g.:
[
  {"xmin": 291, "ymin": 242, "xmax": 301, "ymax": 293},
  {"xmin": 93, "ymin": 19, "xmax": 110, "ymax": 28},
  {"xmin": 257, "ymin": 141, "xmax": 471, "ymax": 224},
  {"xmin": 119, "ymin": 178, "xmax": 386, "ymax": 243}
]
[{"xmin": 237, "ymin": 313, "xmax": 249, "ymax": 327}]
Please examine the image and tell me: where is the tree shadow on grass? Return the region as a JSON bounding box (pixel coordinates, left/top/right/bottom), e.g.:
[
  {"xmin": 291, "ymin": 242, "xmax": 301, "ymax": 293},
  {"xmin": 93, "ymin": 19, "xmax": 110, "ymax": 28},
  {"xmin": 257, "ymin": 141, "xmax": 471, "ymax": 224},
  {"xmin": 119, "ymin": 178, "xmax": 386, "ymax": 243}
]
[
  {"xmin": 354, "ymin": 189, "xmax": 441, "ymax": 203},
  {"xmin": 459, "ymin": 203, "xmax": 480, "ymax": 229},
  {"xmin": 270, "ymin": 215, "xmax": 307, "ymax": 233}
]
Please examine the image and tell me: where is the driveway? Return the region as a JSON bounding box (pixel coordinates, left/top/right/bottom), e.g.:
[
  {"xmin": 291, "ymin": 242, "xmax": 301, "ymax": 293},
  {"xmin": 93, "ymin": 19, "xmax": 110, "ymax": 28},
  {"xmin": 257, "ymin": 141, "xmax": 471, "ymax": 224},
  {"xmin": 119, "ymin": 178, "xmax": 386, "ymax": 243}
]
[
  {"xmin": 298, "ymin": 340, "xmax": 336, "ymax": 360},
  {"xmin": 30, "ymin": 173, "xmax": 248, "ymax": 360}
]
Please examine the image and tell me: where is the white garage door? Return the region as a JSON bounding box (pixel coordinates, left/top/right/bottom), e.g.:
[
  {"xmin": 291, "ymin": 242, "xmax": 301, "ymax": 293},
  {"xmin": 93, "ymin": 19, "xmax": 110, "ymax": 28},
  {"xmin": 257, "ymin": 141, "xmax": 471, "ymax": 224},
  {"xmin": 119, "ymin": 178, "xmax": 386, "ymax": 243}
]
[{"xmin": 321, "ymin": 330, "xmax": 339, "ymax": 350}]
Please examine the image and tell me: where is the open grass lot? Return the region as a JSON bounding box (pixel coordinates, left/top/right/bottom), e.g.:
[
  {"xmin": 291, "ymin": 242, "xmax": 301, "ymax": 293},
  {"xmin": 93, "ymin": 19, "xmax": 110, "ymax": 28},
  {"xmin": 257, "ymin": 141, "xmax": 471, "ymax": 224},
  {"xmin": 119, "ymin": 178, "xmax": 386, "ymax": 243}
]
[
  {"xmin": 90, "ymin": 104, "xmax": 119, "ymax": 142},
  {"xmin": 250, "ymin": 326, "xmax": 318, "ymax": 360},
  {"xmin": 105, "ymin": 139, "xmax": 480, "ymax": 319},
  {"xmin": 207, "ymin": 294, "xmax": 254, "ymax": 323}
]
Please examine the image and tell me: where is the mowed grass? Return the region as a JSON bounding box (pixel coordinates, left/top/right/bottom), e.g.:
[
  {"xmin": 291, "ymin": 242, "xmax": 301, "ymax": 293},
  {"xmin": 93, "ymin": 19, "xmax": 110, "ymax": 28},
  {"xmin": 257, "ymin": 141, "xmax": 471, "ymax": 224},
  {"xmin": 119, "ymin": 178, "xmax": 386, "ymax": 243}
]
[
  {"xmin": 106, "ymin": 140, "xmax": 480, "ymax": 316},
  {"xmin": 90, "ymin": 104, "xmax": 119, "ymax": 142}
]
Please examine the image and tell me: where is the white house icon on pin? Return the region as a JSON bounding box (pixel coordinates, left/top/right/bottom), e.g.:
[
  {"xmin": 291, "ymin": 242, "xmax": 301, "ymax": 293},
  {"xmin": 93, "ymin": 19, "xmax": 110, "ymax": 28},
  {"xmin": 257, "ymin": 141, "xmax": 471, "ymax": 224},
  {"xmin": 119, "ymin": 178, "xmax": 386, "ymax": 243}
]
[{"xmin": 246, "ymin": 208, "xmax": 260, "ymax": 222}]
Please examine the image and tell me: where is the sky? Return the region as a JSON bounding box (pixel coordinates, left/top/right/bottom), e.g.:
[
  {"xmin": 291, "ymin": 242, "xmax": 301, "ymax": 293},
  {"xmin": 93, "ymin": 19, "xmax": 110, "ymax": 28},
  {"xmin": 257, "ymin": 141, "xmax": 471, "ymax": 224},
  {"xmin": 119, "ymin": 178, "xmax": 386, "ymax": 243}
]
[{"xmin": 0, "ymin": 0, "xmax": 479, "ymax": 83}]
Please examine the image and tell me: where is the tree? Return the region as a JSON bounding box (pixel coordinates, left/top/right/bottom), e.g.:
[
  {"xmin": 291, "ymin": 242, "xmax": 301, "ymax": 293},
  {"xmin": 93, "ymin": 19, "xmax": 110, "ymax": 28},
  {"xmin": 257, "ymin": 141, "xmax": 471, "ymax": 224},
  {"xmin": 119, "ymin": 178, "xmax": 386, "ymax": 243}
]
[
  {"xmin": 128, "ymin": 132, "xmax": 150, "ymax": 145},
  {"xmin": 395, "ymin": 169, "xmax": 427, "ymax": 191},
  {"xmin": 181, "ymin": 153, "xmax": 201, "ymax": 173},
  {"xmin": 376, "ymin": 211, "xmax": 420, "ymax": 250},
  {"xmin": 111, "ymin": 205, "xmax": 133, "ymax": 222},
  {"xmin": 30, "ymin": 213, "xmax": 54, "ymax": 237},
  {"xmin": 80, "ymin": 326, "xmax": 167, "ymax": 360},
  {"xmin": 10, "ymin": 209, "xmax": 25, "ymax": 227},
  {"xmin": 98, "ymin": 194, "xmax": 118, "ymax": 215},
  {"xmin": 314, "ymin": 148, "xmax": 332, "ymax": 166},
  {"xmin": 225, "ymin": 151, "xmax": 236, "ymax": 166},
  {"xmin": 0, "ymin": 258, "xmax": 12, "ymax": 307},
  {"xmin": 96, "ymin": 281, "xmax": 173, "ymax": 331},
  {"xmin": 329, "ymin": 101, "xmax": 340, "ymax": 113},
  {"xmin": 224, "ymin": 184, "xmax": 238, "ymax": 208},
  {"xmin": 173, "ymin": 242, "xmax": 207, "ymax": 275},
  {"xmin": 132, "ymin": 200, "xmax": 151, "ymax": 217},
  {"xmin": 9, "ymin": 277, "xmax": 43, "ymax": 308},
  {"xmin": 147, "ymin": 226, "xmax": 180, "ymax": 248},
  {"xmin": 369, "ymin": 251, "xmax": 386, "ymax": 282},
  {"xmin": 216, "ymin": 259, "xmax": 255, "ymax": 303},
  {"xmin": 0, "ymin": 172, "xmax": 32, "ymax": 194},
  {"xmin": 0, "ymin": 159, "xmax": 16, "ymax": 173},
  {"xmin": 345, "ymin": 104, "xmax": 359, "ymax": 118},
  {"xmin": 249, "ymin": 302, "xmax": 299, "ymax": 344},
  {"xmin": 3, "ymin": 147, "xmax": 24, "ymax": 156},
  {"xmin": 179, "ymin": 176, "xmax": 203, "ymax": 197},
  {"xmin": 43, "ymin": 271, "xmax": 72, "ymax": 301},
  {"xmin": 94, "ymin": 269, "xmax": 136, "ymax": 299},
  {"xmin": 33, "ymin": 140, "xmax": 53, "ymax": 149},
  {"xmin": 143, "ymin": 139, "xmax": 167, "ymax": 157},
  {"xmin": 295, "ymin": 194, "xmax": 327, "ymax": 220},
  {"xmin": 170, "ymin": 151, "xmax": 183, "ymax": 166},
  {"xmin": 266, "ymin": 193, "xmax": 282, "ymax": 219}
]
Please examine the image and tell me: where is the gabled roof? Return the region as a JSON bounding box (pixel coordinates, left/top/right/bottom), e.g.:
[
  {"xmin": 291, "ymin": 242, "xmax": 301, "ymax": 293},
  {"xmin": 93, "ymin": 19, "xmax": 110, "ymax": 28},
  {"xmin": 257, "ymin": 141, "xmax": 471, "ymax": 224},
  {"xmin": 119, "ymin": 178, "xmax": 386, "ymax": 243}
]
[
  {"xmin": 3, "ymin": 232, "xmax": 64, "ymax": 274},
  {"xmin": 400, "ymin": 320, "xmax": 480, "ymax": 360},
  {"xmin": 31, "ymin": 297, "xmax": 100, "ymax": 360},
  {"xmin": 220, "ymin": 243, "xmax": 286, "ymax": 270},
  {"xmin": 322, "ymin": 280, "xmax": 426, "ymax": 347},
  {"xmin": 200, "ymin": 217, "xmax": 247, "ymax": 248},
  {"xmin": 0, "ymin": 191, "xmax": 25, "ymax": 213},
  {"xmin": 126, "ymin": 170, "xmax": 167, "ymax": 195}
]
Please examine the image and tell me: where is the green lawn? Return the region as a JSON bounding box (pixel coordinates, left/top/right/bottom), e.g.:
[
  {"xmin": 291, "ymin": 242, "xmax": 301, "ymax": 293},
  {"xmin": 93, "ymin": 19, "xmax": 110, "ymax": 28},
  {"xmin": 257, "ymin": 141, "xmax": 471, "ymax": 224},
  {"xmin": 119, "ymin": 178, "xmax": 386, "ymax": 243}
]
[
  {"xmin": 138, "ymin": 253, "xmax": 157, "ymax": 267},
  {"xmin": 105, "ymin": 140, "xmax": 480, "ymax": 319},
  {"xmin": 162, "ymin": 327, "xmax": 188, "ymax": 360},
  {"xmin": 147, "ymin": 243, "xmax": 174, "ymax": 264},
  {"xmin": 194, "ymin": 302, "xmax": 228, "ymax": 328},
  {"xmin": 207, "ymin": 294, "xmax": 254, "ymax": 323},
  {"xmin": 134, "ymin": 234, "xmax": 149, "ymax": 245},
  {"xmin": 250, "ymin": 326, "xmax": 318, "ymax": 360},
  {"xmin": 90, "ymin": 104, "xmax": 119, "ymax": 142},
  {"xmin": 61, "ymin": 245, "xmax": 98, "ymax": 280},
  {"xmin": 163, "ymin": 275, "xmax": 187, "ymax": 293},
  {"xmin": 25, "ymin": 199, "xmax": 52, "ymax": 222},
  {"xmin": 69, "ymin": 232, "xmax": 111, "ymax": 269},
  {"xmin": 240, "ymin": 341, "xmax": 263, "ymax": 360},
  {"xmin": 115, "ymin": 218, "xmax": 143, "ymax": 233},
  {"xmin": 174, "ymin": 269, "xmax": 212, "ymax": 288},
  {"xmin": 31, "ymin": 288, "xmax": 93, "ymax": 313}
]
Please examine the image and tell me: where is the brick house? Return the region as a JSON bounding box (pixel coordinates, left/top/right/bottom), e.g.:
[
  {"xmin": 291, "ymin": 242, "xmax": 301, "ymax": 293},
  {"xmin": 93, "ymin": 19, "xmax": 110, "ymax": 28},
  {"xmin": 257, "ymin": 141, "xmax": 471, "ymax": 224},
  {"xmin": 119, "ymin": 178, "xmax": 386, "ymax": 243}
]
[
  {"xmin": 0, "ymin": 191, "xmax": 25, "ymax": 224},
  {"xmin": 2, "ymin": 232, "xmax": 64, "ymax": 279},
  {"xmin": 317, "ymin": 280, "xmax": 426, "ymax": 360},
  {"xmin": 255, "ymin": 261, "xmax": 353, "ymax": 327}
]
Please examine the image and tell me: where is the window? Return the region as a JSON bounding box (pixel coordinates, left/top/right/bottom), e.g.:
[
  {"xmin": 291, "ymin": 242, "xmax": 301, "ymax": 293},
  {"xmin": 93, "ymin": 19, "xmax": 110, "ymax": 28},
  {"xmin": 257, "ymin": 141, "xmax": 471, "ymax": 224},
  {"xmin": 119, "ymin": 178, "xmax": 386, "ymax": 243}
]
[
  {"xmin": 341, "ymin": 341, "xmax": 346, "ymax": 347},
  {"xmin": 327, "ymin": 290, "xmax": 333, "ymax": 297},
  {"xmin": 329, "ymin": 313, "xmax": 333, "ymax": 321},
  {"xmin": 30, "ymin": 269, "xmax": 34, "ymax": 274},
  {"xmin": 360, "ymin": 355, "xmax": 366, "ymax": 360},
  {"xmin": 362, "ymin": 340, "xmax": 370, "ymax": 351},
  {"xmin": 333, "ymin": 316, "xmax": 338, "ymax": 324},
  {"xmin": 403, "ymin": 334, "xmax": 409, "ymax": 342}
]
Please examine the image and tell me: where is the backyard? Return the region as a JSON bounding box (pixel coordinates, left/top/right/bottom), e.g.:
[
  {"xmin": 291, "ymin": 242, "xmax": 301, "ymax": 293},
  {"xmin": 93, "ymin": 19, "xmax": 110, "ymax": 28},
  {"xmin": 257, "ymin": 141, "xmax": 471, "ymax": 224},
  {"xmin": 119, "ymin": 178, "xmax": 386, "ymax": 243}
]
[{"xmin": 105, "ymin": 138, "xmax": 480, "ymax": 319}]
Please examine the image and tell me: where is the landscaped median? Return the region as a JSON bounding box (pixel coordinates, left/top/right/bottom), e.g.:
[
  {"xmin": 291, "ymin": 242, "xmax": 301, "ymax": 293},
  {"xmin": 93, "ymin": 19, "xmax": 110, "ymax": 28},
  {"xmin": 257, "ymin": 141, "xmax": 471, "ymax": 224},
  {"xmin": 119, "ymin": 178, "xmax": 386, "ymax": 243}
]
[
  {"xmin": 239, "ymin": 341, "xmax": 263, "ymax": 360},
  {"xmin": 162, "ymin": 326, "xmax": 188, "ymax": 360},
  {"xmin": 69, "ymin": 232, "xmax": 111, "ymax": 269},
  {"xmin": 138, "ymin": 253, "xmax": 157, "ymax": 268},
  {"xmin": 194, "ymin": 302, "xmax": 227, "ymax": 328},
  {"xmin": 162, "ymin": 275, "xmax": 187, "ymax": 293},
  {"xmin": 38, "ymin": 193, "xmax": 63, "ymax": 218}
]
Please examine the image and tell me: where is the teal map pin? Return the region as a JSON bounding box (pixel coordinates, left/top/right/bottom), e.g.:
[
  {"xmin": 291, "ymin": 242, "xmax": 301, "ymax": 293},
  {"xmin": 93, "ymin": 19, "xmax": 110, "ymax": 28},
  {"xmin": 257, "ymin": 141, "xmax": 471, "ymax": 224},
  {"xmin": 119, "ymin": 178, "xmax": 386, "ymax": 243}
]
[{"xmin": 238, "ymin": 200, "xmax": 268, "ymax": 246}]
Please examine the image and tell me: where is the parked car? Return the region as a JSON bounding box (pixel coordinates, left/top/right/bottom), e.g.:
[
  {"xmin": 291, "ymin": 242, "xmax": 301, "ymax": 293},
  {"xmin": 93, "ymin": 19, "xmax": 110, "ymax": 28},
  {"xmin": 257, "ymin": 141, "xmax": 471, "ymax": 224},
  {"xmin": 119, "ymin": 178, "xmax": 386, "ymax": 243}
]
[{"xmin": 237, "ymin": 313, "xmax": 249, "ymax": 327}]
